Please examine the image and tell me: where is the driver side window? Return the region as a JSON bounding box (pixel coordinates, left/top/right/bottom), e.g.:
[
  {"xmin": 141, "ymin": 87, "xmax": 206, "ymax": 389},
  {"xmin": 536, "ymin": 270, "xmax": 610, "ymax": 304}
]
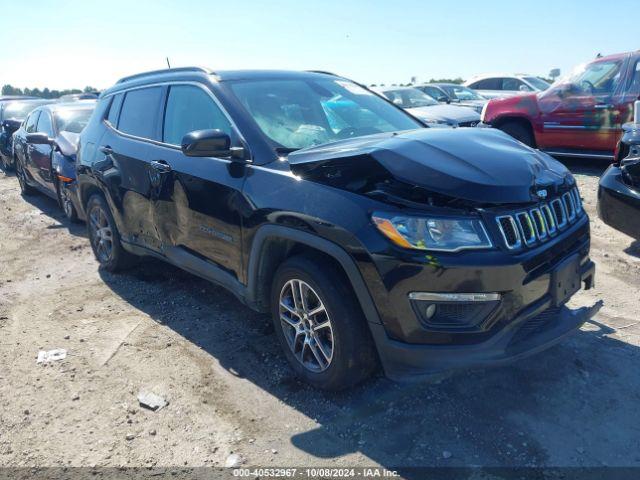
[
  {"xmin": 25, "ymin": 112, "xmax": 40, "ymax": 133},
  {"xmin": 37, "ymin": 112, "xmax": 54, "ymax": 137},
  {"xmin": 163, "ymin": 85, "xmax": 232, "ymax": 146}
]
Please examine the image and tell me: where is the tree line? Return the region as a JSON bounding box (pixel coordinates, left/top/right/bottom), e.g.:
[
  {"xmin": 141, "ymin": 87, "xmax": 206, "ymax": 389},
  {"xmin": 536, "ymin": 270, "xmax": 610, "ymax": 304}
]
[{"xmin": 1, "ymin": 84, "xmax": 98, "ymax": 99}]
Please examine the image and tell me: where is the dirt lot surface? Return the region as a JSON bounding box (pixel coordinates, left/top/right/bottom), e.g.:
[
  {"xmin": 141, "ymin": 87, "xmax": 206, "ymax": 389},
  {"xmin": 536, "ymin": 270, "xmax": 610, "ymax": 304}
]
[{"xmin": 1, "ymin": 160, "xmax": 640, "ymax": 473}]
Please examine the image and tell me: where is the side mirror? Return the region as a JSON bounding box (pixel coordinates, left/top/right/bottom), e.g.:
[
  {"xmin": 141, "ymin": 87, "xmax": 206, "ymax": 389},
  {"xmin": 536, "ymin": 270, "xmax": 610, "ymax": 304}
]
[
  {"xmin": 26, "ymin": 132, "xmax": 54, "ymax": 145},
  {"xmin": 519, "ymin": 85, "xmax": 532, "ymax": 92},
  {"xmin": 181, "ymin": 129, "xmax": 245, "ymax": 160},
  {"xmin": 2, "ymin": 119, "xmax": 21, "ymax": 132},
  {"xmin": 437, "ymin": 96, "xmax": 449, "ymax": 103}
]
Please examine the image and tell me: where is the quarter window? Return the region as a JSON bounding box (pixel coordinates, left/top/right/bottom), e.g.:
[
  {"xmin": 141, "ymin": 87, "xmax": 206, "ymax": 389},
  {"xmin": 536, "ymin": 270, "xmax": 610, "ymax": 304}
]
[
  {"xmin": 163, "ymin": 85, "xmax": 231, "ymax": 146},
  {"xmin": 118, "ymin": 87, "xmax": 163, "ymax": 140},
  {"xmin": 25, "ymin": 112, "xmax": 40, "ymax": 133}
]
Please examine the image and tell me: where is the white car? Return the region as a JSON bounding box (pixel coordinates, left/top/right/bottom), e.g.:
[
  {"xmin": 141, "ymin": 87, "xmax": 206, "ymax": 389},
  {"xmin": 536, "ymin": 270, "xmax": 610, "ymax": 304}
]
[{"xmin": 464, "ymin": 74, "xmax": 550, "ymax": 99}]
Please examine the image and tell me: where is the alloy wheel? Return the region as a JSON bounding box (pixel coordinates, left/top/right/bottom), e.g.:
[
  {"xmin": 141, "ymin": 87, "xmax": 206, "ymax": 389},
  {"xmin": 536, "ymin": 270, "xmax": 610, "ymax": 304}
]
[
  {"xmin": 279, "ymin": 279, "xmax": 334, "ymax": 372},
  {"xmin": 88, "ymin": 206, "xmax": 114, "ymax": 263},
  {"xmin": 60, "ymin": 187, "xmax": 74, "ymax": 218}
]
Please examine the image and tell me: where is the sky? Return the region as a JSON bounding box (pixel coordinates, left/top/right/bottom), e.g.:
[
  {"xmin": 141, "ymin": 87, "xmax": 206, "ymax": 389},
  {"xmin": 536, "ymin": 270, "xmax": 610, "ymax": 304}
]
[{"xmin": 0, "ymin": 0, "xmax": 638, "ymax": 91}]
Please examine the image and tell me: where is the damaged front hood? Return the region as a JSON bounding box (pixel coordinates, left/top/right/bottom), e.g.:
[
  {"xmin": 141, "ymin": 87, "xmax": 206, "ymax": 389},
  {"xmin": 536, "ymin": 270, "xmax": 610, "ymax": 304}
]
[
  {"xmin": 288, "ymin": 128, "xmax": 573, "ymax": 204},
  {"xmin": 55, "ymin": 131, "xmax": 80, "ymax": 158}
]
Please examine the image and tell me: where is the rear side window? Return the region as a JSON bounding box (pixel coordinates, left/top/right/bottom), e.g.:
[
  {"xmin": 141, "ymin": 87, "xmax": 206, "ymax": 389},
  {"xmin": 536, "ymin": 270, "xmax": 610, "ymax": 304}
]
[
  {"xmin": 107, "ymin": 94, "xmax": 124, "ymax": 127},
  {"xmin": 117, "ymin": 87, "xmax": 163, "ymax": 140},
  {"xmin": 471, "ymin": 78, "xmax": 501, "ymax": 90},
  {"xmin": 37, "ymin": 112, "xmax": 54, "ymax": 136},
  {"xmin": 163, "ymin": 85, "xmax": 232, "ymax": 146},
  {"xmin": 25, "ymin": 112, "xmax": 40, "ymax": 133}
]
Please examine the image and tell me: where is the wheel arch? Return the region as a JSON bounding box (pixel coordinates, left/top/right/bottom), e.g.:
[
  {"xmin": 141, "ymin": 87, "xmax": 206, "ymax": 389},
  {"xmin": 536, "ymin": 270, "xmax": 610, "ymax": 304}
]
[
  {"xmin": 492, "ymin": 115, "xmax": 537, "ymax": 147},
  {"xmin": 245, "ymin": 225, "xmax": 382, "ymax": 326}
]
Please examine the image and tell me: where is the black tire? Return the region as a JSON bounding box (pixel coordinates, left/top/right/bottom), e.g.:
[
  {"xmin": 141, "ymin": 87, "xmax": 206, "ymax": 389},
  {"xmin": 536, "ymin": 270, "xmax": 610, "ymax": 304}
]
[
  {"xmin": 271, "ymin": 255, "xmax": 378, "ymax": 390},
  {"xmin": 56, "ymin": 180, "xmax": 80, "ymax": 223},
  {"xmin": 86, "ymin": 194, "xmax": 137, "ymax": 272},
  {"xmin": 15, "ymin": 159, "xmax": 36, "ymax": 196},
  {"xmin": 498, "ymin": 121, "xmax": 535, "ymax": 147}
]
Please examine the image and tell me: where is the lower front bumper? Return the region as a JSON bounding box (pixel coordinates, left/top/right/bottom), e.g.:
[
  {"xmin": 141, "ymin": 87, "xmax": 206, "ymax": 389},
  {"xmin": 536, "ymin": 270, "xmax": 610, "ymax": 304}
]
[{"xmin": 371, "ymin": 262, "xmax": 600, "ymax": 382}]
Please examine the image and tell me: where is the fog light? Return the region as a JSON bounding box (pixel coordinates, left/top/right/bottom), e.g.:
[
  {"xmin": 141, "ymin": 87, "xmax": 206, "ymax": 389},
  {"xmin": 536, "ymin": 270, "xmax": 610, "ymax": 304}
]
[{"xmin": 425, "ymin": 304, "xmax": 437, "ymax": 319}]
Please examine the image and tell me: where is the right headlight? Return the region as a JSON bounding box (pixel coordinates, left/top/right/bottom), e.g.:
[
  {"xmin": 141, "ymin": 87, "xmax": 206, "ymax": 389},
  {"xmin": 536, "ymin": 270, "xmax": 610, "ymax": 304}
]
[{"xmin": 372, "ymin": 212, "xmax": 493, "ymax": 252}]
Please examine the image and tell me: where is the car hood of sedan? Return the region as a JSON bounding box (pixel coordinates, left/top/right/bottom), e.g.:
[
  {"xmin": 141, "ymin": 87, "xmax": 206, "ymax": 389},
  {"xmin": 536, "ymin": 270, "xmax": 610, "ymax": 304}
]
[
  {"xmin": 56, "ymin": 131, "xmax": 80, "ymax": 157},
  {"xmin": 407, "ymin": 104, "xmax": 480, "ymax": 124},
  {"xmin": 287, "ymin": 128, "xmax": 573, "ymax": 204}
]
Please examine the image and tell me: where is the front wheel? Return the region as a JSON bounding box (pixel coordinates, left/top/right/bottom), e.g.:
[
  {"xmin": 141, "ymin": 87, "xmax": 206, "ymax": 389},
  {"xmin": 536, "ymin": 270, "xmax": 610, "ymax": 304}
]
[
  {"xmin": 271, "ymin": 255, "xmax": 378, "ymax": 390},
  {"xmin": 86, "ymin": 194, "xmax": 136, "ymax": 272},
  {"xmin": 56, "ymin": 181, "xmax": 79, "ymax": 223}
]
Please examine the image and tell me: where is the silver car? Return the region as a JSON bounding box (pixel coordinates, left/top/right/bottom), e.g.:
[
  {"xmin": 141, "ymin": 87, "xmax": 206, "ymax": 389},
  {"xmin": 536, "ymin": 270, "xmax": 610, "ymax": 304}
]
[
  {"xmin": 464, "ymin": 74, "xmax": 550, "ymax": 99},
  {"xmin": 374, "ymin": 86, "xmax": 480, "ymax": 128}
]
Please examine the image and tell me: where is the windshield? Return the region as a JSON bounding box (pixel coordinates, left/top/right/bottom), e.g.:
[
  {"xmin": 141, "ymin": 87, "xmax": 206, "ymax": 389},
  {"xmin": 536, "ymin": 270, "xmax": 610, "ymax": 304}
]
[
  {"xmin": 382, "ymin": 88, "xmax": 438, "ymax": 108},
  {"xmin": 440, "ymin": 85, "xmax": 484, "ymax": 101},
  {"xmin": 229, "ymin": 78, "xmax": 421, "ymax": 150},
  {"xmin": 543, "ymin": 60, "xmax": 623, "ymax": 97},
  {"xmin": 2, "ymin": 101, "xmax": 50, "ymax": 121},
  {"xmin": 54, "ymin": 108, "xmax": 93, "ymax": 133},
  {"xmin": 524, "ymin": 77, "xmax": 551, "ymax": 91}
]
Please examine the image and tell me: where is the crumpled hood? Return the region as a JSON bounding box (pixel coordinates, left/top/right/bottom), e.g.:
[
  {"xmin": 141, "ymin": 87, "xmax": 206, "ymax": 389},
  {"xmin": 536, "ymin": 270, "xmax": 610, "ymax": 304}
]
[
  {"xmin": 288, "ymin": 128, "xmax": 573, "ymax": 204},
  {"xmin": 408, "ymin": 104, "xmax": 480, "ymax": 124},
  {"xmin": 55, "ymin": 131, "xmax": 80, "ymax": 158}
]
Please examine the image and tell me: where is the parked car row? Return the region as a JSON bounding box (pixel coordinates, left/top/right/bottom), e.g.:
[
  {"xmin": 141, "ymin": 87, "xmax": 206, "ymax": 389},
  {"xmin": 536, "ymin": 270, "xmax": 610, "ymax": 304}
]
[{"xmin": 2, "ymin": 66, "xmax": 610, "ymax": 390}]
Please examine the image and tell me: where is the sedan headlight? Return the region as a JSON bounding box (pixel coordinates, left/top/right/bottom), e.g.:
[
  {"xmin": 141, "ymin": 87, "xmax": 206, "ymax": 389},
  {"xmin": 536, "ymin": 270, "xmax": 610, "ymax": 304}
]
[{"xmin": 372, "ymin": 212, "xmax": 492, "ymax": 252}]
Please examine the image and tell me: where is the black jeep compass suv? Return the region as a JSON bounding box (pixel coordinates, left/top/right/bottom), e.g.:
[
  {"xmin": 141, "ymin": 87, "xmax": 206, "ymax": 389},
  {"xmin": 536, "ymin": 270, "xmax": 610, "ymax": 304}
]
[{"xmin": 76, "ymin": 67, "xmax": 598, "ymax": 389}]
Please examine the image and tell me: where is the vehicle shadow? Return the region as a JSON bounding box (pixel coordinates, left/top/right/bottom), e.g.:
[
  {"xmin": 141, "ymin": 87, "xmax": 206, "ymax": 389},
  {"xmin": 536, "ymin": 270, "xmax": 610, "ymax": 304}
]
[
  {"xmin": 20, "ymin": 190, "xmax": 86, "ymax": 238},
  {"xmin": 98, "ymin": 259, "xmax": 640, "ymax": 473},
  {"xmin": 624, "ymin": 240, "xmax": 640, "ymax": 259},
  {"xmin": 557, "ymin": 156, "xmax": 609, "ymax": 178}
]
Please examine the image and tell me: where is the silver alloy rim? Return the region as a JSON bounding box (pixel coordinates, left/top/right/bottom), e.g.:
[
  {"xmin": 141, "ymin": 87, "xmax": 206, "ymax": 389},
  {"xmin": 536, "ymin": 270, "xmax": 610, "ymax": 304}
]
[
  {"xmin": 279, "ymin": 279, "xmax": 334, "ymax": 372},
  {"xmin": 61, "ymin": 188, "xmax": 74, "ymax": 218},
  {"xmin": 89, "ymin": 206, "xmax": 114, "ymax": 263}
]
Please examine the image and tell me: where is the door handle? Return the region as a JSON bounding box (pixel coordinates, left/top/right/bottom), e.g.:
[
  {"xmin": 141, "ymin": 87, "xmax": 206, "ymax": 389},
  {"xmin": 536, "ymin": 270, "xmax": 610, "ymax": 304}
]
[
  {"xmin": 99, "ymin": 145, "xmax": 113, "ymax": 155},
  {"xmin": 150, "ymin": 160, "xmax": 172, "ymax": 173},
  {"xmin": 594, "ymin": 104, "xmax": 613, "ymax": 109}
]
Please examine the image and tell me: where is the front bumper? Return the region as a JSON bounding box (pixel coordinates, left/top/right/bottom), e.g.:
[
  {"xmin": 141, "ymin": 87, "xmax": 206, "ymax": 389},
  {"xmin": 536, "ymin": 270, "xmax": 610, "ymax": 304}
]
[
  {"xmin": 371, "ymin": 260, "xmax": 599, "ymax": 381},
  {"xmin": 598, "ymin": 165, "xmax": 640, "ymax": 239}
]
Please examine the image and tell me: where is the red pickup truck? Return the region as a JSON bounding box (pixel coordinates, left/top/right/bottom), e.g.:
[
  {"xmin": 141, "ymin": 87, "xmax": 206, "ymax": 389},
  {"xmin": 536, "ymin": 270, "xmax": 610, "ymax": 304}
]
[{"xmin": 482, "ymin": 50, "xmax": 640, "ymax": 161}]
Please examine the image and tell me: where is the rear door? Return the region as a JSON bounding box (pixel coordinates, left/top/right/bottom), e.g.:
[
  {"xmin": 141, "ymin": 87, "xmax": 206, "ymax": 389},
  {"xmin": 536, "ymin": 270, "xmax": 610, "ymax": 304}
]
[
  {"xmin": 539, "ymin": 57, "xmax": 628, "ymax": 153},
  {"xmin": 146, "ymin": 83, "xmax": 245, "ymax": 280},
  {"xmin": 100, "ymin": 86, "xmax": 165, "ymax": 251}
]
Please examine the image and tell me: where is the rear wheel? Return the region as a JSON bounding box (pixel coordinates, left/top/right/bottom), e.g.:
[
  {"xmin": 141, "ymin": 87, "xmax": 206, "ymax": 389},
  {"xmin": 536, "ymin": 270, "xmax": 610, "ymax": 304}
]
[
  {"xmin": 15, "ymin": 159, "xmax": 36, "ymax": 196},
  {"xmin": 498, "ymin": 121, "xmax": 535, "ymax": 147},
  {"xmin": 271, "ymin": 255, "xmax": 378, "ymax": 390},
  {"xmin": 86, "ymin": 194, "xmax": 136, "ymax": 271}
]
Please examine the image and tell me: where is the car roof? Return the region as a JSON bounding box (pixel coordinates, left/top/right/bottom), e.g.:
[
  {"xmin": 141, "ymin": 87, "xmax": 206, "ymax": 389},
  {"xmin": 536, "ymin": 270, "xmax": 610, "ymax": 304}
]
[
  {"xmin": 37, "ymin": 100, "xmax": 96, "ymax": 113},
  {"xmin": 102, "ymin": 67, "xmax": 346, "ymax": 96},
  {"xmin": 374, "ymin": 86, "xmax": 419, "ymax": 93}
]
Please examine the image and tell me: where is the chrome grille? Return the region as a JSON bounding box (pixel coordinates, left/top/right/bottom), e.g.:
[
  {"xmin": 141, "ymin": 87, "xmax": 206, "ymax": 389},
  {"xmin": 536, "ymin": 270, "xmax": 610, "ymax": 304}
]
[
  {"xmin": 495, "ymin": 190, "xmax": 584, "ymax": 250},
  {"xmin": 562, "ymin": 192, "xmax": 576, "ymax": 221}
]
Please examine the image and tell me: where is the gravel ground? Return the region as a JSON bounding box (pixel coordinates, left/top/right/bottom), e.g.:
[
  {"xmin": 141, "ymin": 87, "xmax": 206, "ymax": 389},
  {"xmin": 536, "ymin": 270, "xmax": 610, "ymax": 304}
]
[{"xmin": 1, "ymin": 160, "xmax": 639, "ymax": 473}]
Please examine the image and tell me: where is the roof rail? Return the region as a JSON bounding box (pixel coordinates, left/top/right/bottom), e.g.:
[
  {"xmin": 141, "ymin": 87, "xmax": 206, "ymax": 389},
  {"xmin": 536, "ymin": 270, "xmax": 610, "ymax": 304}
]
[
  {"xmin": 116, "ymin": 66, "xmax": 213, "ymax": 84},
  {"xmin": 306, "ymin": 70, "xmax": 340, "ymax": 77}
]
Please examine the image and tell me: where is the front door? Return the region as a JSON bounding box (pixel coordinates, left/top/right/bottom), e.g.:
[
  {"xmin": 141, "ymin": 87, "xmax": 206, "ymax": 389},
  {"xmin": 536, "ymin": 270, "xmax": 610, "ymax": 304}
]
[
  {"xmin": 539, "ymin": 57, "xmax": 628, "ymax": 153},
  {"xmin": 148, "ymin": 84, "xmax": 246, "ymax": 280},
  {"xmin": 31, "ymin": 110, "xmax": 56, "ymax": 192}
]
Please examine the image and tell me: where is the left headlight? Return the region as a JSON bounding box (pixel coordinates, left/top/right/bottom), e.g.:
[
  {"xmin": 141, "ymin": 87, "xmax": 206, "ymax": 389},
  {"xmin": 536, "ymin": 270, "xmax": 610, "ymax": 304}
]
[{"xmin": 372, "ymin": 212, "xmax": 493, "ymax": 252}]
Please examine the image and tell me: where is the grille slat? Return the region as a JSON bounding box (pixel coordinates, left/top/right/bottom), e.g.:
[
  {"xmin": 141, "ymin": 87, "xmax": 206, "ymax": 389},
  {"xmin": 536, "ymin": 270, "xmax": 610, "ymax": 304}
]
[{"xmin": 495, "ymin": 190, "xmax": 584, "ymax": 250}]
